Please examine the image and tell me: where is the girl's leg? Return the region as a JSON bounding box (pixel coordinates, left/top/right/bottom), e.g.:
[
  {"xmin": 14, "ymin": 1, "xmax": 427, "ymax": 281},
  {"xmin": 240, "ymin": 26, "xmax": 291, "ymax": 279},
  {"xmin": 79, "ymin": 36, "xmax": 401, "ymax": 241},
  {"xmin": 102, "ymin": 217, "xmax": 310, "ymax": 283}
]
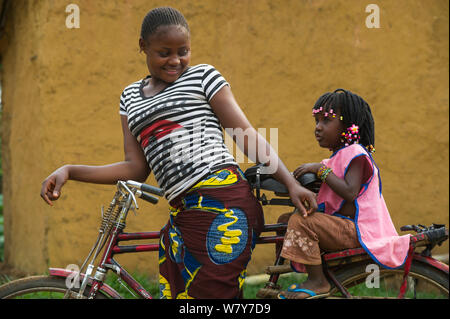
[
  {"xmin": 275, "ymin": 212, "xmax": 294, "ymax": 256},
  {"xmin": 279, "ymin": 212, "xmax": 360, "ymax": 299}
]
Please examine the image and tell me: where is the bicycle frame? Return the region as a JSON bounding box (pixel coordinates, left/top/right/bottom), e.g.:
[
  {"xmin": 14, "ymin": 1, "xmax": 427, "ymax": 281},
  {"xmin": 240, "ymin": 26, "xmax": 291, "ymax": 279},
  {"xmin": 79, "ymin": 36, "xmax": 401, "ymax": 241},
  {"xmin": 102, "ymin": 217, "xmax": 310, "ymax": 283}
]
[
  {"xmin": 46, "ymin": 179, "xmax": 448, "ymax": 299},
  {"xmin": 99, "ymin": 223, "xmax": 288, "ymax": 299},
  {"xmin": 48, "ymin": 217, "xmax": 448, "ymax": 299},
  {"xmin": 49, "ymin": 219, "xmax": 287, "ymax": 299}
]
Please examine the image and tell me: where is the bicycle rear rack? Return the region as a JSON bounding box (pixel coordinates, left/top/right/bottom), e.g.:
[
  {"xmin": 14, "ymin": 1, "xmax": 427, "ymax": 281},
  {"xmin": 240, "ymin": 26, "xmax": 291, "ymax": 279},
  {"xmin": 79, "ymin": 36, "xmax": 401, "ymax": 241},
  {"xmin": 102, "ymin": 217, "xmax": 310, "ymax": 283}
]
[{"xmin": 257, "ymin": 224, "xmax": 449, "ymax": 299}]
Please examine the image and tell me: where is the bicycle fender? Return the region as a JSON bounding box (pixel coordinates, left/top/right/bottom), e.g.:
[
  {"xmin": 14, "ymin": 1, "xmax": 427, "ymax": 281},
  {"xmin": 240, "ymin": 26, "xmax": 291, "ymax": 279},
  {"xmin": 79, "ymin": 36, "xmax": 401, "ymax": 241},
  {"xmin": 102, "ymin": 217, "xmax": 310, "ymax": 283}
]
[
  {"xmin": 413, "ymin": 255, "xmax": 449, "ymax": 274},
  {"xmin": 49, "ymin": 267, "xmax": 124, "ymax": 299}
]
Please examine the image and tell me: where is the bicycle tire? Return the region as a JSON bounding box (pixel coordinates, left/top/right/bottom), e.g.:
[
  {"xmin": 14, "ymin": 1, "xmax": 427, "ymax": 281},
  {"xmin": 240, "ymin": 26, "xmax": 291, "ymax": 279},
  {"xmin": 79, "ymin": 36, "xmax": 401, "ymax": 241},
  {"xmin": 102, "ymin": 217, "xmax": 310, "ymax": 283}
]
[
  {"xmin": 330, "ymin": 259, "xmax": 449, "ymax": 299},
  {"xmin": 0, "ymin": 275, "xmax": 109, "ymax": 299}
]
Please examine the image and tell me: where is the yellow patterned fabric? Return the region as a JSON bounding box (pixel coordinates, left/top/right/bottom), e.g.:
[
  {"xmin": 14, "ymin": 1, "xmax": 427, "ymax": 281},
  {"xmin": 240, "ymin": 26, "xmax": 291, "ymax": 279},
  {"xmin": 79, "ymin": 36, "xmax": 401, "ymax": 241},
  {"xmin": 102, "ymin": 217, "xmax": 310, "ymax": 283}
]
[{"xmin": 158, "ymin": 165, "xmax": 264, "ymax": 299}]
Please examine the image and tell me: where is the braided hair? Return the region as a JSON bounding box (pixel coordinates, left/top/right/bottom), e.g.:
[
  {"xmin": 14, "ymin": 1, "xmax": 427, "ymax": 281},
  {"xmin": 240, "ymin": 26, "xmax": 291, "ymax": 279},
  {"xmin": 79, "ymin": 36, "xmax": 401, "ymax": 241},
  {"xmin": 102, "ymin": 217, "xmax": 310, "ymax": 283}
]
[
  {"xmin": 140, "ymin": 7, "xmax": 190, "ymax": 40},
  {"xmin": 313, "ymin": 89, "xmax": 375, "ymax": 152}
]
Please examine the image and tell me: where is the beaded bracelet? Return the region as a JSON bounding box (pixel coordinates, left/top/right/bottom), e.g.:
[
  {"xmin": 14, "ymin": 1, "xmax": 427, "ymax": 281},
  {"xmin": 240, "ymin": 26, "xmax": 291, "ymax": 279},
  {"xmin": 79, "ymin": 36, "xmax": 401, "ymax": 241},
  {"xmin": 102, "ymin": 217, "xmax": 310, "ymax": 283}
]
[
  {"xmin": 316, "ymin": 165, "xmax": 328, "ymax": 179},
  {"xmin": 320, "ymin": 168, "xmax": 332, "ymax": 181},
  {"xmin": 317, "ymin": 165, "xmax": 333, "ymax": 182}
]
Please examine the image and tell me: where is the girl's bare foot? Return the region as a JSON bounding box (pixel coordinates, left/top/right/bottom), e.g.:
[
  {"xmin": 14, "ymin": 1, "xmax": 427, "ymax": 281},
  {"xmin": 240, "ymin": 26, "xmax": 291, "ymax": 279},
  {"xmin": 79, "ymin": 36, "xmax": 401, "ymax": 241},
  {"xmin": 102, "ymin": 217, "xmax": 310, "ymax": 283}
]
[{"xmin": 278, "ymin": 279, "xmax": 331, "ymax": 299}]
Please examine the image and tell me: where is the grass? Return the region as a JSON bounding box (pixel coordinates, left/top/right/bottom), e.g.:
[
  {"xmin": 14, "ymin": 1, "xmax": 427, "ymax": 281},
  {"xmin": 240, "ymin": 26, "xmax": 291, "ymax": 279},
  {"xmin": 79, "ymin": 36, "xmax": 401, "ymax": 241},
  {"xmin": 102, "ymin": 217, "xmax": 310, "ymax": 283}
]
[
  {"xmin": 103, "ymin": 272, "xmax": 309, "ymax": 299},
  {"xmin": 243, "ymin": 273, "xmax": 307, "ymax": 299},
  {"xmin": 1, "ymin": 270, "xmax": 446, "ymax": 299},
  {"xmin": 0, "ymin": 194, "xmax": 3, "ymax": 262},
  {"xmin": 104, "ymin": 272, "xmax": 160, "ymax": 298}
]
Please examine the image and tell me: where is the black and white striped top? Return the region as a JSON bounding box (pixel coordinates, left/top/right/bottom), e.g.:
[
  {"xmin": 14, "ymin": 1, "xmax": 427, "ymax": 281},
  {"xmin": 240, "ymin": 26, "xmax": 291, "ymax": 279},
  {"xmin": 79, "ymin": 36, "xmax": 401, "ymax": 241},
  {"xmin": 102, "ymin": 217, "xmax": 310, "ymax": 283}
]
[{"xmin": 119, "ymin": 64, "xmax": 238, "ymax": 201}]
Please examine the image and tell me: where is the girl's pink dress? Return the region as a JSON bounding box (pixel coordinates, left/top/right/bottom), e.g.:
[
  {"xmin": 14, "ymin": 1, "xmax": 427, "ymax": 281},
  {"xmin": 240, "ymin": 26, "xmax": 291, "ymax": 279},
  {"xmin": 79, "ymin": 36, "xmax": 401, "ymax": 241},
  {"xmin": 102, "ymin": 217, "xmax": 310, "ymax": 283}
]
[{"xmin": 317, "ymin": 144, "xmax": 411, "ymax": 268}]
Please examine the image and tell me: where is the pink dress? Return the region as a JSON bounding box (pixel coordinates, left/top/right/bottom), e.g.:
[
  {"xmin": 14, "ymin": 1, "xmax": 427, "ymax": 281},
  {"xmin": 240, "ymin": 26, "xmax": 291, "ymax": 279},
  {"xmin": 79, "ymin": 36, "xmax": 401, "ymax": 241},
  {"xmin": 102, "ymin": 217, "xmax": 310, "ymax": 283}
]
[{"xmin": 317, "ymin": 144, "xmax": 411, "ymax": 269}]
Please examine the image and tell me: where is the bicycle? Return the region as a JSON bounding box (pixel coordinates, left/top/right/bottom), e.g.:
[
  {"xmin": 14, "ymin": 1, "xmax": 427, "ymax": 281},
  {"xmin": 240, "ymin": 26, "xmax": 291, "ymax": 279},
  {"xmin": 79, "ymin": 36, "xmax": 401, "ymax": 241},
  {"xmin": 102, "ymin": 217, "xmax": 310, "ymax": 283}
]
[{"xmin": 0, "ymin": 164, "xmax": 448, "ymax": 299}]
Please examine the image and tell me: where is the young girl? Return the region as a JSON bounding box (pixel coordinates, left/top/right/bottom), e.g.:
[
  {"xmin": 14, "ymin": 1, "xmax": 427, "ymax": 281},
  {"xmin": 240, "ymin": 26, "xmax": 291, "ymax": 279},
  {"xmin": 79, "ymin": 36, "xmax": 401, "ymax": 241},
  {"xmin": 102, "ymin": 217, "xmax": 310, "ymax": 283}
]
[
  {"xmin": 40, "ymin": 7, "xmax": 317, "ymax": 299},
  {"xmin": 278, "ymin": 89, "xmax": 411, "ymax": 299}
]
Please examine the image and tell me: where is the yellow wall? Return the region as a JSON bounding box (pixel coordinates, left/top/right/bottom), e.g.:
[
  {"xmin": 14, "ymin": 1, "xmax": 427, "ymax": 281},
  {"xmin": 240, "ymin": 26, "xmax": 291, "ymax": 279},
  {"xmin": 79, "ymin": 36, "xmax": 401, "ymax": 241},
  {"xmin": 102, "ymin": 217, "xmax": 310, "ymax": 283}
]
[{"xmin": 1, "ymin": 0, "xmax": 448, "ymax": 277}]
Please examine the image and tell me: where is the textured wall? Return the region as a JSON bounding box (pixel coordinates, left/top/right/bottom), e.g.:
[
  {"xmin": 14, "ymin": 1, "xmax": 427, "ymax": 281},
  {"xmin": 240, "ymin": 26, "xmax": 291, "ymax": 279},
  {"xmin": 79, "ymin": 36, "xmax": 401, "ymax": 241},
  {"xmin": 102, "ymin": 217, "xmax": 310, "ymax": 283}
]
[{"xmin": 1, "ymin": 0, "xmax": 448, "ymax": 277}]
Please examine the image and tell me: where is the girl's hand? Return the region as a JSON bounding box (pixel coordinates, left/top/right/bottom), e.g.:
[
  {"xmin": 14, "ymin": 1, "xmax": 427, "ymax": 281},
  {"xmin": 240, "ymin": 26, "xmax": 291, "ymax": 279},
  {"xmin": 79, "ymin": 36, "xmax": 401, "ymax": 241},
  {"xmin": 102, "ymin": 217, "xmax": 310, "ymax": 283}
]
[
  {"xmin": 293, "ymin": 163, "xmax": 323, "ymax": 179},
  {"xmin": 288, "ymin": 183, "xmax": 318, "ymax": 218},
  {"xmin": 40, "ymin": 166, "xmax": 70, "ymax": 206}
]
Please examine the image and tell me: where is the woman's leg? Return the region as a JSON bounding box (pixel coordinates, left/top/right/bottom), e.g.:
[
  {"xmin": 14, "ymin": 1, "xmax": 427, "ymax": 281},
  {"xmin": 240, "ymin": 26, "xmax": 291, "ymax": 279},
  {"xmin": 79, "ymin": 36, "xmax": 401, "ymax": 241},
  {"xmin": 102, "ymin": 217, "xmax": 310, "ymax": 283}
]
[{"xmin": 159, "ymin": 166, "xmax": 264, "ymax": 299}]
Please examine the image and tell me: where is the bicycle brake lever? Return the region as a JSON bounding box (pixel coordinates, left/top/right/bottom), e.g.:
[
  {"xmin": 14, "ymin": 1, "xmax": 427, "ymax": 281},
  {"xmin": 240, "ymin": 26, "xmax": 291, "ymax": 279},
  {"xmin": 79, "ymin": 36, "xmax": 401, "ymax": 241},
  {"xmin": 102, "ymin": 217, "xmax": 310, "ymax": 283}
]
[
  {"xmin": 400, "ymin": 225, "xmax": 419, "ymax": 232},
  {"xmin": 130, "ymin": 203, "xmax": 137, "ymax": 216},
  {"xmin": 119, "ymin": 181, "xmax": 139, "ymax": 210}
]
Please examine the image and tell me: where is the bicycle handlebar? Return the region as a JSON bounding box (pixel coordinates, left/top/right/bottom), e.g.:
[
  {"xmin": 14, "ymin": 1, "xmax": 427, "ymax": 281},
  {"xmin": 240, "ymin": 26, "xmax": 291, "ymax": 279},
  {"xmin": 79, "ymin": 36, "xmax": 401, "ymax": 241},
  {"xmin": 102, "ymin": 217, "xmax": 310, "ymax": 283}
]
[
  {"xmin": 125, "ymin": 180, "xmax": 164, "ymax": 197},
  {"xmin": 140, "ymin": 183, "xmax": 165, "ymax": 197},
  {"xmin": 122, "ymin": 180, "xmax": 165, "ymax": 205},
  {"xmin": 137, "ymin": 191, "xmax": 159, "ymax": 205}
]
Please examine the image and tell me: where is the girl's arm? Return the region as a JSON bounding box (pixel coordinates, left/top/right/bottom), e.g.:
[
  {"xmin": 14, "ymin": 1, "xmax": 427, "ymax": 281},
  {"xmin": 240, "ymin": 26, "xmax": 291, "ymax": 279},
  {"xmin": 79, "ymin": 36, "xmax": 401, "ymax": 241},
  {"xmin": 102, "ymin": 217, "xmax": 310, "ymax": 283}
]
[
  {"xmin": 209, "ymin": 85, "xmax": 317, "ymax": 217},
  {"xmin": 40, "ymin": 116, "xmax": 150, "ymax": 205},
  {"xmin": 322, "ymin": 156, "xmax": 369, "ymax": 203},
  {"xmin": 294, "ymin": 157, "xmax": 370, "ymax": 202}
]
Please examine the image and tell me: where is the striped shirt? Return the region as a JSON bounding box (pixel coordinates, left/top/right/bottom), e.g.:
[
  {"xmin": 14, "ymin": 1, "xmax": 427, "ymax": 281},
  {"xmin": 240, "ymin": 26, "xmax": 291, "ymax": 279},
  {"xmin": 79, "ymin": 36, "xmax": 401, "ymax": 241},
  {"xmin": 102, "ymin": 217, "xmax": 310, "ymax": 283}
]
[{"xmin": 119, "ymin": 64, "xmax": 238, "ymax": 201}]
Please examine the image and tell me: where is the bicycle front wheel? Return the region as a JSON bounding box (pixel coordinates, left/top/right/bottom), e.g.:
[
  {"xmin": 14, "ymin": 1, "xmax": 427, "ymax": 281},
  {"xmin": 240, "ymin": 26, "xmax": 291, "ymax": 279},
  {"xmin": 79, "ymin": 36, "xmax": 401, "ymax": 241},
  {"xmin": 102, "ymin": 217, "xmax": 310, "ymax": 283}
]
[
  {"xmin": 0, "ymin": 275, "xmax": 109, "ymax": 299},
  {"xmin": 330, "ymin": 259, "xmax": 449, "ymax": 299}
]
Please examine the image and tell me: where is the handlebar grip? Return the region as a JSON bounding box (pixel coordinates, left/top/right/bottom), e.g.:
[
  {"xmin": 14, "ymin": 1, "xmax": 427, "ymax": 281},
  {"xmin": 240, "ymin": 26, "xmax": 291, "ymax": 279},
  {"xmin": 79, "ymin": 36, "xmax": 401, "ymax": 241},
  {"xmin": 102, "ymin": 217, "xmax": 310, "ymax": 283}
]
[
  {"xmin": 140, "ymin": 183, "xmax": 164, "ymax": 197},
  {"xmin": 139, "ymin": 192, "xmax": 159, "ymax": 204},
  {"xmin": 297, "ymin": 173, "xmax": 318, "ymax": 187}
]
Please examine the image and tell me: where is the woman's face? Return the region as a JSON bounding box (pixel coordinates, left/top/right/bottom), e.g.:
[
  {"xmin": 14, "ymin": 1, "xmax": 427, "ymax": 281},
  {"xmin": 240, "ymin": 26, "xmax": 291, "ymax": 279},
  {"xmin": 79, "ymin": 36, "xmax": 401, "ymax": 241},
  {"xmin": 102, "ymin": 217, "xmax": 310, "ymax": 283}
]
[
  {"xmin": 140, "ymin": 25, "xmax": 191, "ymax": 84},
  {"xmin": 314, "ymin": 109, "xmax": 346, "ymax": 152}
]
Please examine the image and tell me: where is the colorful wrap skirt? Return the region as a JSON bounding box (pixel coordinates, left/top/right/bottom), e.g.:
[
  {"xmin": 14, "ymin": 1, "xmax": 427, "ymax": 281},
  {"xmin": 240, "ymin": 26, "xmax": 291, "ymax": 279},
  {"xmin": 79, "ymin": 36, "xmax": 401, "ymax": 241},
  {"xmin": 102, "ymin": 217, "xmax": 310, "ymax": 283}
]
[{"xmin": 158, "ymin": 165, "xmax": 264, "ymax": 299}]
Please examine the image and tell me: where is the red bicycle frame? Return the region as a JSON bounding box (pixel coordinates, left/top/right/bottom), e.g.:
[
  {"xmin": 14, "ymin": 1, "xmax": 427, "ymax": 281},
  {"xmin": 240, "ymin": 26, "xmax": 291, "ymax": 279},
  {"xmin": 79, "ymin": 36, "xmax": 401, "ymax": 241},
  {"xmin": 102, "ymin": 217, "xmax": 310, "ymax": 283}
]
[
  {"xmin": 48, "ymin": 220, "xmax": 448, "ymax": 299},
  {"xmin": 46, "ymin": 179, "xmax": 448, "ymax": 299},
  {"xmin": 49, "ymin": 223, "xmax": 285, "ymax": 299},
  {"xmin": 100, "ymin": 223, "xmax": 286, "ymax": 299}
]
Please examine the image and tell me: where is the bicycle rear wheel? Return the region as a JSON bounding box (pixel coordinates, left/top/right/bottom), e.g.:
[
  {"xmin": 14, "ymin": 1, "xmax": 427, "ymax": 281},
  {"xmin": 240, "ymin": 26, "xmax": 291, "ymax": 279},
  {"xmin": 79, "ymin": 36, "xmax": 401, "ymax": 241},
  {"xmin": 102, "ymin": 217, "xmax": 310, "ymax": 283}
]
[
  {"xmin": 0, "ymin": 275, "xmax": 109, "ymax": 299},
  {"xmin": 330, "ymin": 259, "xmax": 448, "ymax": 299}
]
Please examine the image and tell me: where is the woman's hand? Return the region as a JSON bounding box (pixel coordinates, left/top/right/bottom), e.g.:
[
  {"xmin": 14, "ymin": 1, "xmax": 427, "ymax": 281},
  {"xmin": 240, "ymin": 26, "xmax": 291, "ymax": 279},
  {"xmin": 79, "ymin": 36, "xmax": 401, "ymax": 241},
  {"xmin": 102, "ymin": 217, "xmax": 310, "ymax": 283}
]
[
  {"xmin": 40, "ymin": 165, "xmax": 70, "ymax": 206},
  {"xmin": 288, "ymin": 183, "xmax": 318, "ymax": 218},
  {"xmin": 293, "ymin": 163, "xmax": 323, "ymax": 179},
  {"xmin": 39, "ymin": 115, "xmax": 151, "ymax": 206}
]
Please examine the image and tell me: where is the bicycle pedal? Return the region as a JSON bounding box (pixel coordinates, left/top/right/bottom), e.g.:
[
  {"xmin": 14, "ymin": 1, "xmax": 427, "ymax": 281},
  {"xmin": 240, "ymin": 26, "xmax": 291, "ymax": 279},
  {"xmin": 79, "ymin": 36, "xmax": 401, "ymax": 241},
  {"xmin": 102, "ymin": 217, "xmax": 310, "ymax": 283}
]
[
  {"xmin": 256, "ymin": 287, "xmax": 280, "ymax": 299},
  {"xmin": 265, "ymin": 264, "xmax": 292, "ymax": 274}
]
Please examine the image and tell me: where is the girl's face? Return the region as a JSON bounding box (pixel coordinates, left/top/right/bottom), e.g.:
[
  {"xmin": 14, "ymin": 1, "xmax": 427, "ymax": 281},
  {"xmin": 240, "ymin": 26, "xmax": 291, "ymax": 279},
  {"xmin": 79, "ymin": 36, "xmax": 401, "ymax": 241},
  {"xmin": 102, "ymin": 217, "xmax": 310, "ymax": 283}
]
[
  {"xmin": 140, "ymin": 25, "xmax": 191, "ymax": 84},
  {"xmin": 314, "ymin": 109, "xmax": 346, "ymax": 152}
]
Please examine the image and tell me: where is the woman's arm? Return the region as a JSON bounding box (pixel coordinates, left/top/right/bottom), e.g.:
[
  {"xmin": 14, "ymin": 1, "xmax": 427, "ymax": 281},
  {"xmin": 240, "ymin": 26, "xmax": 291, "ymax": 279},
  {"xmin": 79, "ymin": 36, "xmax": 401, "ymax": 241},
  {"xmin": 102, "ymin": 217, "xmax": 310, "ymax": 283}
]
[
  {"xmin": 40, "ymin": 115, "xmax": 150, "ymax": 205},
  {"xmin": 209, "ymin": 85, "xmax": 317, "ymax": 216}
]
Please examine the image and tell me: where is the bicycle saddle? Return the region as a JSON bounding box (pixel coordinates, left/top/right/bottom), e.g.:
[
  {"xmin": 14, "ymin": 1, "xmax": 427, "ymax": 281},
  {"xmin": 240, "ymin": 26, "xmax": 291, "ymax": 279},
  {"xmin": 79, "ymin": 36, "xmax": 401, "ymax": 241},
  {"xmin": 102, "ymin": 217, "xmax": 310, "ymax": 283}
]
[{"xmin": 244, "ymin": 164, "xmax": 320, "ymax": 195}]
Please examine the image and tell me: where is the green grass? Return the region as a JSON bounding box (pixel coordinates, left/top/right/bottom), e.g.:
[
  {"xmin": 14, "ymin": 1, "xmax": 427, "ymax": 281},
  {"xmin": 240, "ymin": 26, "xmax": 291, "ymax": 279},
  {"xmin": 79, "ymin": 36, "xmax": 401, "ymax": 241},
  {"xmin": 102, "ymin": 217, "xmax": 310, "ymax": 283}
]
[
  {"xmin": 104, "ymin": 272, "xmax": 160, "ymax": 298},
  {"xmin": 343, "ymin": 280, "xmax": 447, "ymax": 299},
  {"xmin": 104, "ymin": 272, "xmax": 307, "ymax": 299},
  {"xmin": 243, "ymin": 273, "xmax": 307, "ymax": 299},
  {"xmin": 0, "ymin": 194, "xmax": 3, "ymax": 262},
  {"xmin": 2, "ymin": 271, "xmax": 446, "ymax": 299}
]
